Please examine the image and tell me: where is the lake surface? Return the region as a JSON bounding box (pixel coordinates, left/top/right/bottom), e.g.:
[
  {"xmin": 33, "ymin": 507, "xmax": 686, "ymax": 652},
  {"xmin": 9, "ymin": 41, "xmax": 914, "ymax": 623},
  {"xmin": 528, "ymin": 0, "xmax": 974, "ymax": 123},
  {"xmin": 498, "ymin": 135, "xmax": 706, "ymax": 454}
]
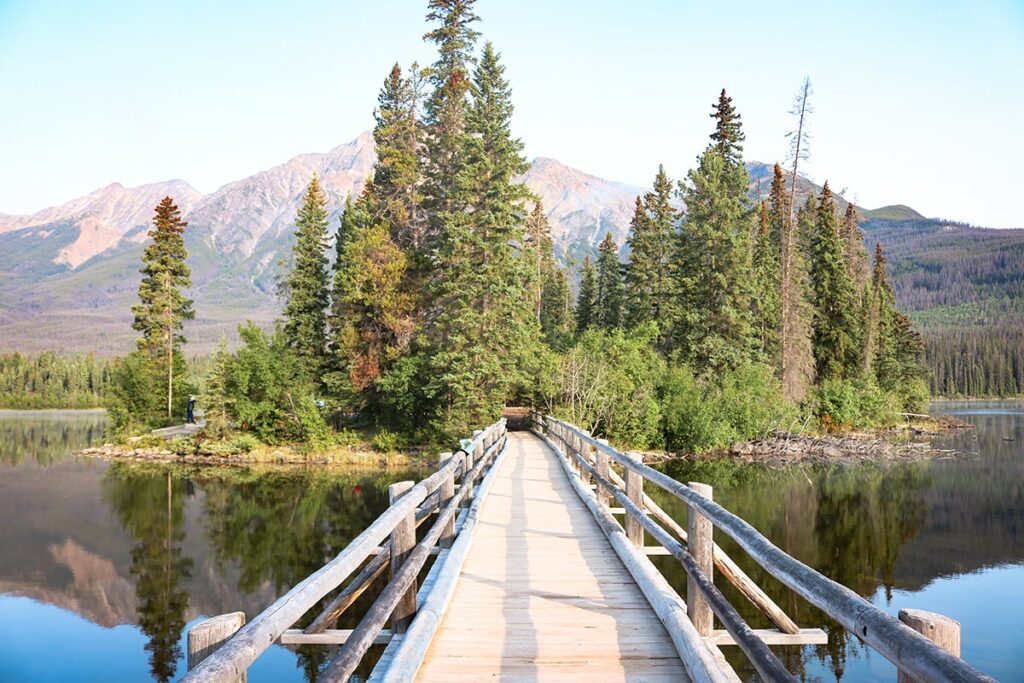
[
  {"xmin": 0, "ymin": 403, "xmax": 1021, "ymax": 682},
  {"xmin": 652, "ymin": 400, "xmax": 1024, "ymax": 681},
  {"xmin": 0, "ymin": 411, "xmax": 427, "ymax": 683}
]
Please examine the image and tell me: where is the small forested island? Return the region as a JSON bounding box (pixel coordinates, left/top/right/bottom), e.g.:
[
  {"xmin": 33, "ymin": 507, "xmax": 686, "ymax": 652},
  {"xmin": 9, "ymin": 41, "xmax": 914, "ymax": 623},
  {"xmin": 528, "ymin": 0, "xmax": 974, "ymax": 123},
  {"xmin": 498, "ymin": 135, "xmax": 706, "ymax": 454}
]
[{"xmin": 0, "ymin": 1, "xmax": 969, "ymax": 465}]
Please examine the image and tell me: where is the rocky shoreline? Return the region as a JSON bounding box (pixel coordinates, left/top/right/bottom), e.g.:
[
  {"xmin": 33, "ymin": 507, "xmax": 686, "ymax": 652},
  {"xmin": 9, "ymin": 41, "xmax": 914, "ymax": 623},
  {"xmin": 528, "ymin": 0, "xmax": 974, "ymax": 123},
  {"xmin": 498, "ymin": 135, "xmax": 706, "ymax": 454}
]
[{"xmin": 75, "ymin": 444, "xmax": 407, "ymax": 468}]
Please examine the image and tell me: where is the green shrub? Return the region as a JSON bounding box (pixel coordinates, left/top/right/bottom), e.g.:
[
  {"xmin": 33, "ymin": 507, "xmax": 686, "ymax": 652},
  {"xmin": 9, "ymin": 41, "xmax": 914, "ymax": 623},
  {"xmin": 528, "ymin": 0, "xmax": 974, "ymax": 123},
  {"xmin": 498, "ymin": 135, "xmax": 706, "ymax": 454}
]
[
  {"xmin": 168, "ymin": 437, "xmax": 196, "ymax": 455},
  {"xmin": 661, "ymin": 362, "xmax": 796, "ymax": 453},
  {"xmin": 373, "ymin": 429, "xmax": 404, "ymax": 453},
  {"xmin": 811, "ymin": 377, "xmax": 897, "ymax": 432},
  {"xmin": 134, "ymin": 434, "xmax": 166, "ymax": 449},
  {"xmin": 228, "ymin": 433, "xmax": 260, "ymax": 454},
  {"xmin": 335, "ymin": 428, "xmax": 361, "ymax": 448}
]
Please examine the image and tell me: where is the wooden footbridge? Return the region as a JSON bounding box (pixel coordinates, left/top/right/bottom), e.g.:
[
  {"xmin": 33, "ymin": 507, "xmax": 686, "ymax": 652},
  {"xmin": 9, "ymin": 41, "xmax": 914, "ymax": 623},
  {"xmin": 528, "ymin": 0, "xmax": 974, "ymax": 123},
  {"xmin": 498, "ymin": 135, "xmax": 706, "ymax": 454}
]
[{"xmin": 182, "ymin": 416, "xmax": 996, "ymax": 682}]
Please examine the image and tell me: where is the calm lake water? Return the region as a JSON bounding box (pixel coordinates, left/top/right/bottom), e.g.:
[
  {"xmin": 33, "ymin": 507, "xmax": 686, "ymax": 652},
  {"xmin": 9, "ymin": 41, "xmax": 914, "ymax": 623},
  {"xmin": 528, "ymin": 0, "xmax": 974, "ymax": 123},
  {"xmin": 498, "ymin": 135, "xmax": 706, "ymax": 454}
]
[{"xmin": 0, "ymin": 402, "xmax": 1021, "ymax": 682}]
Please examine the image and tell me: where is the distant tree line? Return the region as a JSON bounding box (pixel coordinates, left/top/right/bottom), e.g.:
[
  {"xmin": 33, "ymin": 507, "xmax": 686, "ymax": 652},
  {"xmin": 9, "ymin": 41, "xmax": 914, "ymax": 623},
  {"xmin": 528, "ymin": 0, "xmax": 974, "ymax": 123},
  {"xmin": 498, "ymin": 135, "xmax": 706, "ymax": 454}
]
[{"xmin": 0, "ymin": 352, "xmax": 111, "ymax": 409}]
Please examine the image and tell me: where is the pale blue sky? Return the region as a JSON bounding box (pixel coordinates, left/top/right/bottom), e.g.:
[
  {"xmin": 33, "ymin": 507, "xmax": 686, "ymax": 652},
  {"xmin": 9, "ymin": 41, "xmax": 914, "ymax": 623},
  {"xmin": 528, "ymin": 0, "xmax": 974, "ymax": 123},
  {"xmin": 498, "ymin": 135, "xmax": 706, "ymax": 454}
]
[{"xmin": 1, "ymin": 0, "xmax": 1022, "ymax": 227}]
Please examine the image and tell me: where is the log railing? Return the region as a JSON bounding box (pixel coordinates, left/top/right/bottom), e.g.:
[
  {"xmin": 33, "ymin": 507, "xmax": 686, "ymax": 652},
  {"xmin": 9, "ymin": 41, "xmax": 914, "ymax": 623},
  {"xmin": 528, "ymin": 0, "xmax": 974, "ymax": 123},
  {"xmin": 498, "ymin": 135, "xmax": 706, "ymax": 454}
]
[
  {"xmin": 533, "ymin": 413, "xmax": 995, "ymax": 683},
  {"xmin": 182, "ymin": 419, "xmax": 508, "ymax": 683}
]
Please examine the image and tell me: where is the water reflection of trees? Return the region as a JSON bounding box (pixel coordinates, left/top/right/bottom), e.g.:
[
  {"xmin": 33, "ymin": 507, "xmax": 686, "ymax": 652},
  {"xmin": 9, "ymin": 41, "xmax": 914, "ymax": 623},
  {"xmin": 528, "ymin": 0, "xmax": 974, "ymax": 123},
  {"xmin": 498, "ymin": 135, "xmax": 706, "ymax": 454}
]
[
  {"xmin": 102, "ymin": 462, "xmax": 426, "ymax": 682},
  {"xmin": 0, "ymin": 414, "xmax": 105, "ymax": 466},
  {"xmin": 653, "ymin": 458, "xmax": 931, "ymax": 680},
  {"xmin": 104, "ymin": 464, "xmax": 192, "ymax": 683}
]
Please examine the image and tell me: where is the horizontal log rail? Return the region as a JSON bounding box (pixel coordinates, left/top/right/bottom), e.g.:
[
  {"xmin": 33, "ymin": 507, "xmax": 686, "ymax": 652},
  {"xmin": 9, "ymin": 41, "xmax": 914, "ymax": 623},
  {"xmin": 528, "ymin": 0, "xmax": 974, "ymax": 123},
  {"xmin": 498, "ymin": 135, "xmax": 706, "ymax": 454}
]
[
  {"xmin": 535, "ymin": 414, "xmax": 996, "ymax": 683},
  {"xmin": 182, "ymin": 419, "xmax": 507, "ymax": 683}
]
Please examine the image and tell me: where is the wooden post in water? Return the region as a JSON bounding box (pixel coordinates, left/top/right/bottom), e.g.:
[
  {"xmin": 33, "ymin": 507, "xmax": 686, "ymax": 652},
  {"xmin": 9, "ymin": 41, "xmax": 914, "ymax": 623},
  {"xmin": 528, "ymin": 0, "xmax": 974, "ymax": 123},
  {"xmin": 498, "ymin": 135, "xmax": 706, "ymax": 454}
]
[
  {"xmin": 897, "ymin": 610, "xmax": 961, "ymax": 683},
  {"xmin": 388, "ymin": 481, "xmax": 417, "ymax": 633},
  {"xmin": 187, "ymin": 612, "xmax": 246, "ymax": 681},
  {"xmin": 687, "ymin": 482, "xmax": 714, "ymax": 636},
  {"xmin": 625, "ymin": 451, "xmax": 644, "ymax": 547},
  {"xmin": 438, "ymin": 452, "xmax": 456, "ymax": 548}
]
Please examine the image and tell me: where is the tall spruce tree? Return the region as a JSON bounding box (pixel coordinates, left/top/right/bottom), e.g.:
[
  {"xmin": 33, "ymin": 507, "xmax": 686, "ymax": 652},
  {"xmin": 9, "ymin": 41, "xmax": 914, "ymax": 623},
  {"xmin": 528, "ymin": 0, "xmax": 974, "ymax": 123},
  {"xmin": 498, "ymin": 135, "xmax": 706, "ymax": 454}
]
[
  {"xmin": 752, "ymin": 200, "xmax": 781, "ymax": 360},
  {"xmin": 869, "ymin": 241, "xmax": 924, "ymax": 398},
  {"xmin": 709, "ymin": 88, "xmax": 745, "ymax": 166},
  {"xmin": 283, "ymin": 175, "xmax": 331, "ymax": 379},
  {"xmin": 672, "ymin": 91, "xmax": 756, "ymax": 373},
  {"xmin": 132, "ymin": 196, "xmax": 194, "ymax": 419},
  {"xmin": 425, "ymin": 42, "xmax": 535, "ymax": 437},
  {"xmin": 595, "ymin": 232, "xmax": 625, "ymax": 330},
  {"xmin": 625, "ymin": 166, "xmax": 677, "ymax": 347},
  {"xmin": 841, "ymin": 203, "xmax": 870, "ymax": 296},
  {"xmin": 421, "ymin": 0, "xmax": 480, "ymax": 247},
  {"xmin": 808, "ymin": 183, "xmax": 861, "ymax": 380},
  {"xmin": 540, "ymin": 266, "xmax": 574, "ymax": 350},
  {"xmin": 575, "ymin": 256, "xmax": 597, "ymax": 334}
]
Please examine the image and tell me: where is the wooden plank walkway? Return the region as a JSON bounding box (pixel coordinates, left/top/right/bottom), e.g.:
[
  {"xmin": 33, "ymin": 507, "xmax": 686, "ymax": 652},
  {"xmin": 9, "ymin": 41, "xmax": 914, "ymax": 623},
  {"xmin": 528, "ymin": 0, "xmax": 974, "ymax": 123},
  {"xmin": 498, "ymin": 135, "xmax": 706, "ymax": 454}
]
[{"xmin": 416, "ymin": 431, "xmax": 690, "ymax": 682}]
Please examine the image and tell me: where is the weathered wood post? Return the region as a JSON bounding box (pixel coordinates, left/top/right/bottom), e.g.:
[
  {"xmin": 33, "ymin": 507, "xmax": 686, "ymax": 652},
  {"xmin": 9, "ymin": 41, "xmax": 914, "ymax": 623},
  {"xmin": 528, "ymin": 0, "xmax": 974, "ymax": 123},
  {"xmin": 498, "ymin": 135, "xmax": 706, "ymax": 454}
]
[
  {"xmin": 625, "ymin": 451, "xmax": 644, "ymax": 547},
  {"xmin": 897, "ymin": 610, "xmax": 961, "ymax": 683},
  {"xmin": 388, "ymin": 481, "xmax": 417, "ymax": 633},
  {"xmin": 577, "ymin": 432, "xmax": 591, "ymax": 485},
  {"xmin": 187, "ymin": 612, "xmax": 246, "ymax": 681},
  {"xmin": 438, "ymin": 452, "xmax": 456, "ymax": 548},
  {"xmin": 687, "ymin": 482, "xmax": 714, "ymax": 636},
  {"xmin": 596, "ymin": 440, "xmax": 611, "ymax": 508}
]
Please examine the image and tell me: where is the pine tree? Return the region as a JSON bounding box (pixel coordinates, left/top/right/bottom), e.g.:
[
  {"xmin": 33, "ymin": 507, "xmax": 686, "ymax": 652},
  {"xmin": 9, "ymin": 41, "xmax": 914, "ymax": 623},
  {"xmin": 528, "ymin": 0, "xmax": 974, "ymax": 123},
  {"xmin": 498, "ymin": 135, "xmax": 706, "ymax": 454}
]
[
  {"xmin": 625, "ymin": 166, "xmax": 677, "ymax": 346},
  {"xmin": 202, "ymin": 338, "xmax": 231, "ymax": 438},
  {"xmin": 672, "ymin": 92, "xmax": 756, "ymax": 373},
  {"xmin": 372, "ymin": 63, "xmax": 426, "ymax": 250},
  {"xmin": 841, "ymin": 203, "xmax": 870, "ymax": 296},
  {"xmin": 421, "ymin": 0, "xmax": 480, "ymax": 246},
  {"xmin": 540, "ymin": 266, "xmax": 574, "ymax": 350},
  {"xmin": 808, "ymin": 183, "xmax": 861, "ymax": 380},
  {"xmin": 870, "ymin": 242, "xmax": 925, "ymax": 398},
  {"xmin": 575, "ymin": 256, "xmax": 597, "ymax": 334},
  {"xmin": 752, "ymin": 200, "xmax": 780, "ymax": 360},
  {"xmin": 709, "ymin": 88, "xmax": 745, "ymax": 166},
  {"xmin": 595, "ymin": 232, "xmax": 625, "ymax": 330},
  {"xmin": 772, "ymin": 165, "xmax": 815, "ymax": 400},
  {"xmin": 283, "ymin": 175, "xmax": 331, "ymax": 379},
  {"xmin": 132, "ymin": 196, "xmax": 194, "ymax": 420},
  {"xmin": 526, "ymin": 202, "xmax": 554, "ymax": 322},
  {"xmin": 425, "ymin": 42, "xmax": 535, "ymax": 438}
]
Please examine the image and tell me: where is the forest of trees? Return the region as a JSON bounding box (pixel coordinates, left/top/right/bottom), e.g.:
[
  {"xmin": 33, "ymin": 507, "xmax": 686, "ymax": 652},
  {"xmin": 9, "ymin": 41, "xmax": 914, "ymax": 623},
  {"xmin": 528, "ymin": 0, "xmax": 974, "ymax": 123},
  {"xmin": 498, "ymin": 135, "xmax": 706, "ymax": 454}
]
[
  {"xmin": 0, "ymin": 352, "xmax": 111, "ymax": 409},
  {"xmin": 99, "ymin": 0, "xmax": 928, "ymax": 453}
]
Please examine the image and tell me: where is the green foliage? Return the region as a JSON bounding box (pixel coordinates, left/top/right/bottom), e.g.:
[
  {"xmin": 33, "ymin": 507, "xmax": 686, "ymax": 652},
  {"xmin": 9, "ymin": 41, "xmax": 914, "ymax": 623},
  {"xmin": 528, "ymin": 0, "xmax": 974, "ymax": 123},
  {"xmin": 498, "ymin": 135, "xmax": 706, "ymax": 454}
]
[
  {"xmin": 672, "ymin": 105, "xmax": 757, "ymax": 374},
  {"xmin": 108, "ymin": 350, "xmax": 189, "ymax": 434},
  {"xmin": 131, "ymin": 196, "xmax": 194, "ymax": 421},
  {"xmin": 372, "ymin": 428, "xmax": 404, "ymax": 452},
  {"xmin": 574, "ymin": 256, "xmax": 597, "ymax": 334},
  {"xmin": 551, "ymin": 325, "xmax": 663, "ymax": 449},
  {"xmin": 594, "ymin": 232, "xmax": 625, "ymax": 330},
  {"xmin": 201, "ymin": 338, "xmax": 232, "ymax": 438},
  {"xmin": 811, "ymin": 377, "xmax": 896, "ymax": 432},
  {"xmin": 282, "ymin": 175, "xmax": 331, "ymax": 379},
  {"xmin": 0, "ymin": 352, "xmax": 111, "ymax": 409},
  {"xmin": 168, "ymin": 437, "xmax": 194, "ymax": 456},
  {"xmin": 661, "ymin": 362, "xmax": 796, "ymax": 453},
  {"xmin": 625, "ymin": 167, "xmax": 677, "ymax": 349}
]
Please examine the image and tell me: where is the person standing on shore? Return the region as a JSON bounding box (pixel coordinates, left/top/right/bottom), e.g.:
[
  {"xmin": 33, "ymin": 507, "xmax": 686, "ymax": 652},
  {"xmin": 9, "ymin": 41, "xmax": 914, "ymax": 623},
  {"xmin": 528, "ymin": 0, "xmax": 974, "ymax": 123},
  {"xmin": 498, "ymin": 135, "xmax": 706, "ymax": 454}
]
[{"xmin": 186, "ymin": 395, "xmax": 196, "ymax": 424}]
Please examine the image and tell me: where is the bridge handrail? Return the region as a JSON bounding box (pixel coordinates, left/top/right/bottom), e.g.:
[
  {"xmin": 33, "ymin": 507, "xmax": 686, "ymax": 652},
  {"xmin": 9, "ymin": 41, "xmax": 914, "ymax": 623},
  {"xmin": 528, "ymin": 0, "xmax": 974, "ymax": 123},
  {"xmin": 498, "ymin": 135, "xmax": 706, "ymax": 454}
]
[
  {"xmin": 182, "ymin": 419, "xmax": 507, "ymax": 683},
  {"xmin": 536, "ymin": 413, "xmax": 995, "ymax": 683}
]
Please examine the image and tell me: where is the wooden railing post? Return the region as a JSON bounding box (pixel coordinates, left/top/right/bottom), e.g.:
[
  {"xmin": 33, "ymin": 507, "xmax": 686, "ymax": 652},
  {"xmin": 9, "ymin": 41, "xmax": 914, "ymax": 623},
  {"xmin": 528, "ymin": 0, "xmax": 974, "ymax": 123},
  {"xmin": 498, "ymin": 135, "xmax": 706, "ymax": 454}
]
[
  {"xmin": 596, "ymin": 443, "xmax": 610, "ymax": 508},
  {"xmin": 687, "ymin": 481, "xmax": 714, "ymax": 636},
  {"xmin": 187, "ymin": 612, "xmax": 246, "ymax": 681},
  {"xmin": 897, "ymin": 610, "xmax": 961, "ymax": 683},
  {"xmin": 388, "ymin": 481, "xmax": 417, "ymax": 633},
  {"xmin": 577, "ymin": 432, "xmax": 591, "ymax": 485},
  {"xmin": 438, "ymin": 453, "xmax": 456, "ymax": 548},
  {"xmin": 625, "ymin": 451, "xmax": 644, "ymax": 547}
]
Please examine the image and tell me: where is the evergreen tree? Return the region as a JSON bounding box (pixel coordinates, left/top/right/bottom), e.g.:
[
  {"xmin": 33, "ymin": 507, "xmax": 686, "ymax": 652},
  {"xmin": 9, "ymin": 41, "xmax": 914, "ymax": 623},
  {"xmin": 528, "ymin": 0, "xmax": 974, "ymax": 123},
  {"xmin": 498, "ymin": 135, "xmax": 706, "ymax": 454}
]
[
  {"xmin": 672, "ymin": 92, "xmax": 756, "ymax": 373},
  {"xmin": 425, "ymin": 42, "xmax": 536, "ymax": 438},
  {"xmin": 752, "ymin": 200, "xmax": 781, "ymax": 360},
  {"xmin": 625, "ymin": 166, "xmax": 677, "ymax": 347},
  {"xmin": 132, "ymin": 196, "xmax": 194, "ymax": 420},
  {"xmin": 526, "ymin": 202, "xmax": 554, "ymax": 322},
  {"xmin": 372, "ymin": 63, "xmax": 426, "ymax": 250},
  {"xmin": 282, "ymin": 175, "xmax": 331, "ymax": 379},
  {"xmin": 575, "ymin": 256, "xmax": 597, "ymax": 334},
  {"xmin": 202, "ymin": 338, "xmax": 232, "ymax": 438},
  {"xmin": 841, "ymin": 203, "xmax": 871, "ymax": 296},
  {"xmin": 421, "ymin": 0, "xmax": 480, "ymax": 246},
  {"xmin": 870, "ymin": 242, "xmax": 925, "ymax": 401},
  {"xmin": 773, "ymin": 164, "xmax": 815, "ymax": 400},
  {"xmin": 709, "ymin": 88, "xmax": 745, "ymax": 166},
  {"xmin": 808, "ymin": 183, "xmax": 861, "ymax": 380},
  {"xmin": 595, "ymin": 232, "xmax": 625, "ymax": 330},
  {"xmin": 540, "ymin": 266, "xmax": 574, "ymax": 350}
]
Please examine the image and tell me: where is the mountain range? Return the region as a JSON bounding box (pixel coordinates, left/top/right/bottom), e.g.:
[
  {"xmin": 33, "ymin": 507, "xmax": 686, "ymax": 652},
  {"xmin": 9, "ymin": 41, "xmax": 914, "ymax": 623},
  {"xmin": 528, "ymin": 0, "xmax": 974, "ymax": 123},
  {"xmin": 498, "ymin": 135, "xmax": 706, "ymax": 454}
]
[{"xmin": 1, "ymin": 133, "xmax": 1021, "ymax": 362}]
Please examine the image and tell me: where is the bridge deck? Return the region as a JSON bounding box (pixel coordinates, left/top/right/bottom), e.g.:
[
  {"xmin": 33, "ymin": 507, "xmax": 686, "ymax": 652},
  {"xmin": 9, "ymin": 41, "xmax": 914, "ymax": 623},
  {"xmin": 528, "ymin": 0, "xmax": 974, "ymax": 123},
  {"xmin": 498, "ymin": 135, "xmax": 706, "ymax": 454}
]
[{"xmin": 415, "ymin": 431, "xmax": 690, "ymax": 682}]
